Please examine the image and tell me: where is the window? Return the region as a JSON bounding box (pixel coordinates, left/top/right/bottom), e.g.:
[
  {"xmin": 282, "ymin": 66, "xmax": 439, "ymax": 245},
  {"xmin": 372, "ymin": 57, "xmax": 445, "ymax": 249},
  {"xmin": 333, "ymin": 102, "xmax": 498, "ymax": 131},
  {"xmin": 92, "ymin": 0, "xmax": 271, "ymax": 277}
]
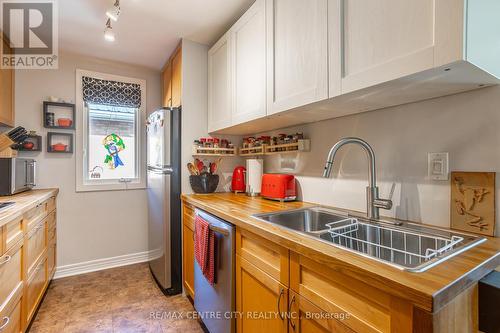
[{"xmin": 76, "ymin": 70, "xmax": 146, "ymax": 192}]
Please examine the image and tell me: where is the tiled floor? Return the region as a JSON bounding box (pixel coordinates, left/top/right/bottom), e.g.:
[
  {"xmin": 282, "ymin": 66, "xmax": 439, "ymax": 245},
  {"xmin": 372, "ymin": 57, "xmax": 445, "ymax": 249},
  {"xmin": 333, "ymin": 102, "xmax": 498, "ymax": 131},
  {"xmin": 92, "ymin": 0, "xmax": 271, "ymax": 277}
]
[{"xmin": 29, "ymin": 263, "xmax": 204, "ymax": 333}]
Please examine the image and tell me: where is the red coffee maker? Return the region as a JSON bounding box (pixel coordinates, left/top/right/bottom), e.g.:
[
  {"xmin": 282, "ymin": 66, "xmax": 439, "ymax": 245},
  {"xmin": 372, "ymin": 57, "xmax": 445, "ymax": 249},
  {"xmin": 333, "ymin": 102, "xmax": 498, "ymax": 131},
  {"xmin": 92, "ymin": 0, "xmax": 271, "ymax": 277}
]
[{"xmin": 231, "ymin": 166, "xmax": 246, "ymax": 193}]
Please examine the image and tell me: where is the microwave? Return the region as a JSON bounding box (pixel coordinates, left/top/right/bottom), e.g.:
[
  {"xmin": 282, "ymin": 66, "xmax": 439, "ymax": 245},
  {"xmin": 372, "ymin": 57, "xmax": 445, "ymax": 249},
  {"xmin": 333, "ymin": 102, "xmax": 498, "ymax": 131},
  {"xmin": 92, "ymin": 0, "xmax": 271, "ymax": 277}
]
[{"xmin": 0, "ymin": 158, "xmax": 36, "ymax": 196}]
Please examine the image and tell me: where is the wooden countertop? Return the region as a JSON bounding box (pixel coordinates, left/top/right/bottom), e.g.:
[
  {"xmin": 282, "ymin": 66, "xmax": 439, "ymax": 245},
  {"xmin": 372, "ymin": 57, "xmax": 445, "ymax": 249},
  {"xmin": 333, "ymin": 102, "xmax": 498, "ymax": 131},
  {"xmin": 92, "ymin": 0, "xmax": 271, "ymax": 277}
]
[
  {"xmin": 0, "ymin": 188, "xmax": 59, "ymax": 228},
  {"xmin": 182, "ymin": 193, "xmax": 500, "ymax": 313}
]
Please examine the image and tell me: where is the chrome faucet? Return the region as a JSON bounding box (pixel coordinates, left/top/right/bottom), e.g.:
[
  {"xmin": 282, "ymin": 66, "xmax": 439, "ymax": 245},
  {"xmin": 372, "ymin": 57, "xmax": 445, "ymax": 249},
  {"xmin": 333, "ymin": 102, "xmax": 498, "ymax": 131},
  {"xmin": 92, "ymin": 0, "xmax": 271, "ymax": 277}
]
[{"xmin": 323, "ymin": 137, "xmax": 392, "ymax": 220}]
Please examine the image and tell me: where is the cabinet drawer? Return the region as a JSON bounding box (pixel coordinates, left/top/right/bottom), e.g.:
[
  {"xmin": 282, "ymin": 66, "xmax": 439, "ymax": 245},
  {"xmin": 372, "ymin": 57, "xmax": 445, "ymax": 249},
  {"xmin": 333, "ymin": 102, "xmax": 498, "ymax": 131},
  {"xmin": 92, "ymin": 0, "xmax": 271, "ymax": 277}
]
[
  {"xmin": 46, "ymin": 196, "xmax": 56, "ymax": 213},
  {"xmin": 25, "ymin": 202, "xmax": 48, "ymax": 231},
  {"xmin": 0, "ymin": 241, "xmax": 22, "ymax": 308},
  {"xmin": 3, "ymin": 216, "xmax": 24, "ymax": 253},
  {"xmin": 0, "ymin": 283, "xmax": 22, "ymax": 333},
  {"xmin": 290, "ymin": 253, "xmax": 413, "ymax": 333},
  {"xmin": 47, "ymin": 241, "xmax": 56, "ymax": 279},
  {"xmin": 26, "ymin": 219, "xmax": 47, "ymax": 277},
  {"xmin": 26, "ymin": 257, "xmax": 48, "ymax": 324},
  {"xmin": 236, "ymin": 228, "xmax": 289, "ymax": 285}
]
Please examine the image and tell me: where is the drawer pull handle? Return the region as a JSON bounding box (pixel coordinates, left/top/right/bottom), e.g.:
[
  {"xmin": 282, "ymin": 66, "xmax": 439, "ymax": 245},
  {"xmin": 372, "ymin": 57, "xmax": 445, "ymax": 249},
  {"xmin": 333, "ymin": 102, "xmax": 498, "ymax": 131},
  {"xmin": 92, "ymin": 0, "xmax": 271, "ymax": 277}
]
[
  {"xmin": 0, "ymin": 255, "xmax": 11, "ymax": 266},
  {"xmin": 277, "ymin": 288, "xmax": 285, "ymax": 320},
  {"xmin": 0, "ymin": 317, "xmax": 9, "ymax": 331},
  {"xmin": 289, "ymin": 295, "xmax": 297, "ymax": 330}
]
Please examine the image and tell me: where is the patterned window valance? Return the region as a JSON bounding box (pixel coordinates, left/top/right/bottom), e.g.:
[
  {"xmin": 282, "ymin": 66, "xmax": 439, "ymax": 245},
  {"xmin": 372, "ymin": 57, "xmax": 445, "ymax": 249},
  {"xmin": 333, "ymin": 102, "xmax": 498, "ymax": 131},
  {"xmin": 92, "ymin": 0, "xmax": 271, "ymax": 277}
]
[{"xmin": 82, "ymin": 76, "xmax": 141, "ymax": 108}]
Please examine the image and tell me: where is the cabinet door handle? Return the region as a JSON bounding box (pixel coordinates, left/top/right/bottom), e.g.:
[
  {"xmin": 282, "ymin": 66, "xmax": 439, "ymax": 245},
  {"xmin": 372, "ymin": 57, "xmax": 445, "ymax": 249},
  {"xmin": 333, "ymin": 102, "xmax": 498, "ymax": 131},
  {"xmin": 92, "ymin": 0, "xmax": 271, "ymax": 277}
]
[
  {"xmin": 277, "ymin": 288, "xmax": 284, "ymax": 320},
  {"xmin": 0, "ymin": 316, "xmax": 10, "ymax": 331},
  {"xmin": 0, "ymin": 255, "xmax": 11, "ymax": 266},
  {"xmin": 289, "ymin": 295, "xmax": 297, "ymax": 330}
]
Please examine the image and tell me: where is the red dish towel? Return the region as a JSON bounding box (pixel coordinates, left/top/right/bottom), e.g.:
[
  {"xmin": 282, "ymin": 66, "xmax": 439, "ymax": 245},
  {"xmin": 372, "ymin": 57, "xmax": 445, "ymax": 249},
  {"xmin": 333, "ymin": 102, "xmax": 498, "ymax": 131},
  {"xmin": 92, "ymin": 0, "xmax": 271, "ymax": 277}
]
[{"xmin": 194, "ymin": 215, "xmax": 216, "ymax": 285}]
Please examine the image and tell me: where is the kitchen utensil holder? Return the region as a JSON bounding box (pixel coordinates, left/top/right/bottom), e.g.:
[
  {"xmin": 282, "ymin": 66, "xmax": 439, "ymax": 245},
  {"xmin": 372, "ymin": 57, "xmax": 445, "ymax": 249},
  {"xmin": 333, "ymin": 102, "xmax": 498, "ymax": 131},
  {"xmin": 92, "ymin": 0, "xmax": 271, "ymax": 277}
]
[{"xmin": 189, "ymin": 174, "xmax": 219, "ymax": 193}]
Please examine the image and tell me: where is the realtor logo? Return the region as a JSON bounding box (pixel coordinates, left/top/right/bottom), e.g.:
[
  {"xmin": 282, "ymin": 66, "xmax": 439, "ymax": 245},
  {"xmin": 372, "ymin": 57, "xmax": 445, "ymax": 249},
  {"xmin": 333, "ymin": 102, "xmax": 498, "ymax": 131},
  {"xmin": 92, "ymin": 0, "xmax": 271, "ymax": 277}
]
[{"xmin": 1, "ymin": 0, "xmax": 58, "ymax": 69}]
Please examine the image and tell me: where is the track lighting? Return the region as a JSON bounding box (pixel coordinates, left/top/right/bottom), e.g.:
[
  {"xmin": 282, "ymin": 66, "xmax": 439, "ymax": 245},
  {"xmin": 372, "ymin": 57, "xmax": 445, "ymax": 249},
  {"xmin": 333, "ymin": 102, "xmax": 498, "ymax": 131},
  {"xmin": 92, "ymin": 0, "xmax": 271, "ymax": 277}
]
[
  {"xmin": 104, "ymin": 19, "xmax": 115, "ymax": 42},
  {"xmin": 106, "ymin": 0, "xmax": 121, "ymax": 21}
]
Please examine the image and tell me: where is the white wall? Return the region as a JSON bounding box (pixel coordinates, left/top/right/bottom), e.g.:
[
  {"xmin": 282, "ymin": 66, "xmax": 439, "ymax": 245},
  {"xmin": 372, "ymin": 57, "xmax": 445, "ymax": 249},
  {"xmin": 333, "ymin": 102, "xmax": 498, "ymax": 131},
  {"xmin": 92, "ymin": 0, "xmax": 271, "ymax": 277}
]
[
  {"xmin": 181, "ymin": 39, "xmax": 243, "ymax": 194},
  {"xmin": 261, "ymin": 86, "xmax": 500, "ymax": 235},
  {"xmin": 14, "ymin": 52, "xmax": 162, "ymax": 267}
]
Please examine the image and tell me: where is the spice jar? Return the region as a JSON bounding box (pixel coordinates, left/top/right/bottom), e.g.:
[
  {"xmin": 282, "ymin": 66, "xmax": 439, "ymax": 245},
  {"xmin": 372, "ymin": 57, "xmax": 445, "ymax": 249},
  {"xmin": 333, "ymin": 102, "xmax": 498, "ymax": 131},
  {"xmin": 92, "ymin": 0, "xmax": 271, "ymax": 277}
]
[{"xmin": 213, "ymin": 138, "xmax": 220, "ymax": 148}]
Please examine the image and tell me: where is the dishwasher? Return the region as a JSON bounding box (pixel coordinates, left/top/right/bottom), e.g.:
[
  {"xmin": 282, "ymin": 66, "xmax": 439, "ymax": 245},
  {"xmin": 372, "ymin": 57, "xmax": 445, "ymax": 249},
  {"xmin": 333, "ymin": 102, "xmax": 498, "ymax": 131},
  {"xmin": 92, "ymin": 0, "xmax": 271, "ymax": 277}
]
[{"xmin": 194, "ymin": 209, "xmax": 235, "ymax": 333}]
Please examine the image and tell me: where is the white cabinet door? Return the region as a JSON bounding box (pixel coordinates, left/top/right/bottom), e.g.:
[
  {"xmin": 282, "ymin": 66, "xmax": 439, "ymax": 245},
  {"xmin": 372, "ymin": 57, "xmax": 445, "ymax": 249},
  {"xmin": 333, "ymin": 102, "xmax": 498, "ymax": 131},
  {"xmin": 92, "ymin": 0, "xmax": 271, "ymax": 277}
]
[
  {"xmin": 208, "ymin": 33, "xmax": 232, "ymax": 133},
  {"xmin": 231, "ymin": 0, "xmax": 267, "ymax": 125},
  {"xmin": 334, "ymin": 0, "xmax": 463, "ymax": 94},
  {"xmin": 266, "ymin": 0, "xmax": 328, "ymax": 115}
]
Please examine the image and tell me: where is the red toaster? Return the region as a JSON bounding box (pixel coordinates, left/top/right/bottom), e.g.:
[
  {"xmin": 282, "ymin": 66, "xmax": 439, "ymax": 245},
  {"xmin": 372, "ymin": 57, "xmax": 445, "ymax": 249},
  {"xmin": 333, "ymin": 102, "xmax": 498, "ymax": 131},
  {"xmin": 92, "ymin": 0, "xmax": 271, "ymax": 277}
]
[{"xmin": 261, "ymin": 174, "xmax": 296, "ymax": 201}]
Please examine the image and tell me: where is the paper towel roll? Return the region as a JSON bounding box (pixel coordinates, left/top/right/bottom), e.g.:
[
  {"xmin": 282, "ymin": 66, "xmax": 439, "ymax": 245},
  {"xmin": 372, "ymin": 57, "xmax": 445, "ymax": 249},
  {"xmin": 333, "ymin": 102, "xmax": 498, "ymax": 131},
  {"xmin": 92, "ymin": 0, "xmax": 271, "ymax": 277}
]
[{"xmin": 246, "ymin": 158, "xmax": 263, "ymax": 196}]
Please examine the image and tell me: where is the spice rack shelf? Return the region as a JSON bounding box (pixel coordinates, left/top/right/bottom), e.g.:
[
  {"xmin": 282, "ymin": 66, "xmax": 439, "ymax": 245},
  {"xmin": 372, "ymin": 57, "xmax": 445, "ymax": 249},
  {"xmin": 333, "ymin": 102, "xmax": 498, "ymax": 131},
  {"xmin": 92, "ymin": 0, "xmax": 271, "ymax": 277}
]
[
  {"xmin": 239, "ymin": 139, "xmax": 311, "ymax": 157},
  {"xmin": 239, "ymin": 146, "xmax": 265, "ymax": 157},
  {"xmin": 192, "ymin": 145, "xmax": 237, "ymax": 157}
]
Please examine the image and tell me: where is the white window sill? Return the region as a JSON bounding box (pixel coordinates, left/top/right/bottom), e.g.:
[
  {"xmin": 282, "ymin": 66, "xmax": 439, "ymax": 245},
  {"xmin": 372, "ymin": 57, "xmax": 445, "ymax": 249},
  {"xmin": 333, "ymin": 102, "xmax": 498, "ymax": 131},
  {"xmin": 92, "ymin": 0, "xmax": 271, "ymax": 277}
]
[{"xmin": 76, "ymin": 182, "xmax": 146, "ymax": 193}]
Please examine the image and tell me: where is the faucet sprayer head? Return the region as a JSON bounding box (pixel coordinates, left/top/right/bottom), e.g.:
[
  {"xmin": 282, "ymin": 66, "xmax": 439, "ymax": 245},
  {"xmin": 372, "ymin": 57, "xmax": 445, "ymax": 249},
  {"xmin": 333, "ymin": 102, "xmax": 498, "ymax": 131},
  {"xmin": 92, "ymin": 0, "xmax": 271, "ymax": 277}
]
[{"xmin": 323, "ymin": 161, "xmax": 333, "ymax": 178}]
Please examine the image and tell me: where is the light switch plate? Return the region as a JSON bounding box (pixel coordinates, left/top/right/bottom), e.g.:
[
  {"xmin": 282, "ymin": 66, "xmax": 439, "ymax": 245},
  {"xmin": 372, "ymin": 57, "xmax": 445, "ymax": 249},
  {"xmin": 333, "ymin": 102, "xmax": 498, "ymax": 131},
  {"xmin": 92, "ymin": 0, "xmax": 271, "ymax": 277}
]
[{"xmin": 428, "ymin": 152, "xmax": 449, "ymax": 181}]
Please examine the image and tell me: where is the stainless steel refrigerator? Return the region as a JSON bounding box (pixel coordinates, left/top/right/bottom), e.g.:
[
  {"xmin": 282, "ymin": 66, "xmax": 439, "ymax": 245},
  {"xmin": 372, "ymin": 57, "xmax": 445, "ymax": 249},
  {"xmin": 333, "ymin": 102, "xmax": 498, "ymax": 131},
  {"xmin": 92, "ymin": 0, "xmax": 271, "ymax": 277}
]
[{"xmin": 147, "ymin": 107, "xmax": 182, "ymax": 295}]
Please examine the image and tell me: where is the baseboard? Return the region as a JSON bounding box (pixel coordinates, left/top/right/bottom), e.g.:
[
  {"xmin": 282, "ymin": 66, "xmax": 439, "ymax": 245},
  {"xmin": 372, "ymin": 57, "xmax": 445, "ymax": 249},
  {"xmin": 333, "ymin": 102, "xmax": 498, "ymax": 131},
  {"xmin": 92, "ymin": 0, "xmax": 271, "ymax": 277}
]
[{"xmin": 53, "ymin": 251, "xmax": 150, "ymax": 279}]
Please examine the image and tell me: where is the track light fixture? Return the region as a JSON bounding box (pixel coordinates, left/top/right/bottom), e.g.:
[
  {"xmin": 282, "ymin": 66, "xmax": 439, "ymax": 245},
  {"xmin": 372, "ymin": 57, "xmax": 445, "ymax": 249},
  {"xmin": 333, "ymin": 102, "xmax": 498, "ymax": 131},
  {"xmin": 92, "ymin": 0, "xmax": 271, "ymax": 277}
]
[
  {"xmin": 104, "ymin": 18, "xmax": 115, "ymax": 42},
  {"xmin": 106, "ymin": 0, "xmax": 121, "ymax": 22}
]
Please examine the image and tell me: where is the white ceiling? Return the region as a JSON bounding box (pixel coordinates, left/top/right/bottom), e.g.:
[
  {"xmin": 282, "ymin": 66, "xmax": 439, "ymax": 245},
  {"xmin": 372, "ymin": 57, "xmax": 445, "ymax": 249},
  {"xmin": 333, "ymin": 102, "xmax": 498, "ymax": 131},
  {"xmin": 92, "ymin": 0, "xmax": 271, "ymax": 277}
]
[{"xmin": 59, "ymin": 0, "xmax": 254, "ymax": 70}]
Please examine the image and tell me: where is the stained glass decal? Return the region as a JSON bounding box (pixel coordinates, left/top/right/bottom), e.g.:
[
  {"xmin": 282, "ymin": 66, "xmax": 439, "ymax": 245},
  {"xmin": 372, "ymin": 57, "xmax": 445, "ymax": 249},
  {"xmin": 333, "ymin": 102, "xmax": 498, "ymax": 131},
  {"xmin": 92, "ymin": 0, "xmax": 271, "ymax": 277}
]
[{"xmin": 103, "ymin": 133, "xmax": 125, "ymax": 169}]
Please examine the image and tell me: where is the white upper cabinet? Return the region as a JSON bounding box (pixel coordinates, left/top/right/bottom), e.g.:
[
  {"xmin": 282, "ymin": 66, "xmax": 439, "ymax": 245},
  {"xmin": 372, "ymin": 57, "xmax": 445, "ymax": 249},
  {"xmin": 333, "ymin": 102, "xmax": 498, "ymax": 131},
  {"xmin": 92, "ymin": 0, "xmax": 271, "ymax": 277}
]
[
  {"xmin": 266, "ymin": 0, "xmax": 328, "ymax": 115},
  {"xmin": 332, "ymin": 0, "xmax": 500, "ymax": 95},
  {"xmin": 230, "ymin": 0, "xmax": 267, "ymax": 125},
  {"xmin": 208, "ymin": 33, "xmax": 232, "ymax": 133},
  {"xmin": 209, "ymin": 0, "xmax": 500, "ymax": 135}
]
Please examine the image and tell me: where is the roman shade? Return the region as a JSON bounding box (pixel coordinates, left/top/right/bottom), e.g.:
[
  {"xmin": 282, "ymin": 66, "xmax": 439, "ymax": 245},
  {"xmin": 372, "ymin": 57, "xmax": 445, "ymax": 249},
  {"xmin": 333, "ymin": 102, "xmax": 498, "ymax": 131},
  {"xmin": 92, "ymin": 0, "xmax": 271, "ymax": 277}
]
[{"xmin": 82, "ymin": 76, "xmax": 141, "ymax": 108}]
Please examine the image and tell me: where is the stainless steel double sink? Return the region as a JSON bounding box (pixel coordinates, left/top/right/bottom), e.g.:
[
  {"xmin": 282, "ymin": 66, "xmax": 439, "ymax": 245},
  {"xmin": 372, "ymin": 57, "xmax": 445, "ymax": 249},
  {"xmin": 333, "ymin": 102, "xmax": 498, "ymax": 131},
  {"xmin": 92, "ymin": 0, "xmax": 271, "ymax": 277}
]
[{"xmin": 253, "ymin": 207, "xmax": 485, "ymax": 272}]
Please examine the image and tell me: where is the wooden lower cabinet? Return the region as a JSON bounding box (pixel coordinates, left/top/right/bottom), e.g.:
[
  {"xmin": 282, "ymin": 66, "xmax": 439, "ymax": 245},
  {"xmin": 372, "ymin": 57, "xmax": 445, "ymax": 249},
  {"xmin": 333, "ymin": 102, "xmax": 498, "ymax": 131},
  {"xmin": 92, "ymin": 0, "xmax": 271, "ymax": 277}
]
[
  {"xmin": 236, "ymin": 254, "xmax": 288, "ymax": 333},
  {"xmin": 25, "ymin": 255, "xmax": 48, "ymax": 325},
  {"xmin": 182, "ymin": 203, "xmax": 195, "ymax": 298},
  {"xmin": 0, "ymin": 194, "xmax": 57, "ymax": 333},
  {"xmin": 25, "ymin": 218, "xmax": 47, "ymax": 278},
  {"xmin": 182, "ymin": 223, "xmax": 194, "ymax": 298}
]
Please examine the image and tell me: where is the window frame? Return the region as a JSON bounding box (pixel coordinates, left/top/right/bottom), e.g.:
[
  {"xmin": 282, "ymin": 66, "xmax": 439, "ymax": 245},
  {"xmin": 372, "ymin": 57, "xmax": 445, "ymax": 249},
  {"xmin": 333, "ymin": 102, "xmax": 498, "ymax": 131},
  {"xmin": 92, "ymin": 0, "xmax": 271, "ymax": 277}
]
[{"xmin": 76, "ymin": 69, "xmax": 147, "ymax": 192}]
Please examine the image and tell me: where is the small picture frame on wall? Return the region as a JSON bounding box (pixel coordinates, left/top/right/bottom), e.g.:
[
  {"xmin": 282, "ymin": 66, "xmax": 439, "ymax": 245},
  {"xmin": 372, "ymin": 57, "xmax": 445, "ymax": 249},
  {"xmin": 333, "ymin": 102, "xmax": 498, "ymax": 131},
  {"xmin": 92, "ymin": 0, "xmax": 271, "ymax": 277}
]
[{"xmin": 47, "ymin": 132, "xmax": 73, "ymax": 153}]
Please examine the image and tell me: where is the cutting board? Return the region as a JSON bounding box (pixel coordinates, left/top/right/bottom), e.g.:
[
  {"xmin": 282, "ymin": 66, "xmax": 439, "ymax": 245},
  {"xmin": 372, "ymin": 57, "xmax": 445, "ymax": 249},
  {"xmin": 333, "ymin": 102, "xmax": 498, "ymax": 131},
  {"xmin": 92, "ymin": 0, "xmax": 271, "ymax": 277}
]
[{"xmin": 450, "ymin": 172, "xmax": 496, "ymax": 236}]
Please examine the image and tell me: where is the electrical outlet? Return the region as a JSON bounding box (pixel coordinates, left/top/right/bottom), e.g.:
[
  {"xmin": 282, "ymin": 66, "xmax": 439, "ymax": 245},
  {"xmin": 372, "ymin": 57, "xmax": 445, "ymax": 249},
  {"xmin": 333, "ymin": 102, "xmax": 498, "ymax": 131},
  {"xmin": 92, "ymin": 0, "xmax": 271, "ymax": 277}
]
[{"xmin": 428, "ymin": 152, "xmax": 449, "ymax": 181}]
